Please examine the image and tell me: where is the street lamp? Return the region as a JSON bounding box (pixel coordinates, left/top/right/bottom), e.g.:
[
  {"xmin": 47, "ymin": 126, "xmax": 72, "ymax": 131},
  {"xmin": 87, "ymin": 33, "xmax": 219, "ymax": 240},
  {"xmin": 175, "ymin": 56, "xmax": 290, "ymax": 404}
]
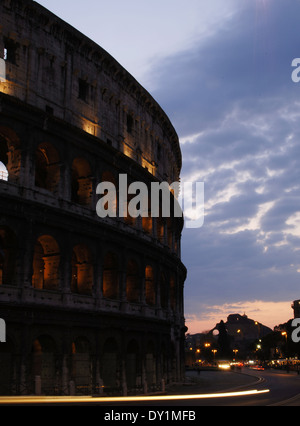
[{"xmin": 233, "ymin": 349, "xmax": 238, "ymax": 360}]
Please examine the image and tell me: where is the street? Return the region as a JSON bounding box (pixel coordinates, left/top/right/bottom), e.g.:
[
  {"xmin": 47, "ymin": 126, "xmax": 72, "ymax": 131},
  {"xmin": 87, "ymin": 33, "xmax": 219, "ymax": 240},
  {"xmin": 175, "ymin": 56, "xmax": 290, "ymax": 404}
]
[{"xmin": 0, "ymin": 368, "xmax": 299, "ymax": 407}]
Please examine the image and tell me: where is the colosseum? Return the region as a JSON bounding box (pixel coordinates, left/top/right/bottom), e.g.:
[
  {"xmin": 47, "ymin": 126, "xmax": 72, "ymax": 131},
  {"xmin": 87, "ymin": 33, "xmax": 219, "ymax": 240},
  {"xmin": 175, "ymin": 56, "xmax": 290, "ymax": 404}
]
[{"xmin": 0, "ymin": 0, "xmax": 187, "ymax": 396}]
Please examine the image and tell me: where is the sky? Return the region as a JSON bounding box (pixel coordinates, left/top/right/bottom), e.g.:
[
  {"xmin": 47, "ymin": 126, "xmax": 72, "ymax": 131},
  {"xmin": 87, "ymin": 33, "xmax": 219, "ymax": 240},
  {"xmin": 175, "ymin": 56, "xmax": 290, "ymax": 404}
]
[{"xmin": 36, "ymin": 0, "xmax": 300, "ymax": 334}]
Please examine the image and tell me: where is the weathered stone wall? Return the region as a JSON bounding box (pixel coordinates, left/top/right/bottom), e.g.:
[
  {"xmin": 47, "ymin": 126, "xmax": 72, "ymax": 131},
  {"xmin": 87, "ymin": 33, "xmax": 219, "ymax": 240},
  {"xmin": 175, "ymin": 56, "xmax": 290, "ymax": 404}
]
[
  {"xmin": 0, "ymin": 0, "xmax": 187, "ymax": 396},
  {"xmin": 0, "ymin": 0, "xmax": 181, "ymax": 183}
]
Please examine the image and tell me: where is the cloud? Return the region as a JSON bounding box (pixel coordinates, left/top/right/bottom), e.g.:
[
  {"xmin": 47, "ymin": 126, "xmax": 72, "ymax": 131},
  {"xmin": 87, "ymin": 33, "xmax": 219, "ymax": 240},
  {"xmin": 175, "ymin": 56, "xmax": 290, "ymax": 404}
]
[{"xmin": 148, "ymin": 1, "xmax": 300, "ymax": 331}]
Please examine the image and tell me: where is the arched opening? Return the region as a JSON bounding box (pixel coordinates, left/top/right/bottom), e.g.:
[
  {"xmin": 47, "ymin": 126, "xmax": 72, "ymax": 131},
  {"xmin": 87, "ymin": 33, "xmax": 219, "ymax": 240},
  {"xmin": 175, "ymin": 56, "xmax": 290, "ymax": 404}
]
[
  {"xmin": 170, "ymin": 274, "xmax": 176, "ymax": 311},
  {"xmin": 157, "ymin": 217, "xmax": 165, "ymax": 243},
  {"xmin": 31, "ymin": 335, "xmax": 56, "ymax": 394},
  {"xmin": 145, "ymin": 341, "xmax": 156, "ymax": 387},
  {"xmin": 0, "ymin": 338, "xmax": 14, "ymax": 395},
  {"xmin": 102, "ymin": 338, "xmax": 119, "ymax": 388},
  {"xmin": 103, "ymin": 252, "xmax": 119, "ymax": 300},
  {"xmin": 0, "ymin": 137, "xmax": 8, "ymax": 180},
  {"xmin": 142, "ymin": 195, "xmax": 152, "ymax": 234},
  {"xmin": 71, "ymin": 244, "xmax": 94, "ymax": 296},
  {"xmin": 160, "ymin": 342, "xmax": 167, "ymax": 382},
  {"xmin": 126, "ymin": 340, "xmax": 139, "ymax": 389},
  {"xmin": 0, "ymin": 161, "xmax": 8, "ymax": 181},
  {"xmin": 0, "ymin": 227, "xmax": 17, "ymax": 286},
  {"xmin": 126, "ymin": 259, "xmax": 139, "ymax": 303},
  {"xmin": 71, "ymin": 337, "xmax": 91, "ymax": 394},
  {"xmin": 32, "ymin": 235, "xmax": 60, "ymax": 291},
  {"xmin": 160, "ymin": 272, "xmax": 168, "ymax": 309},
  {"xmin": 167, "ymin": 218, "xmax": 173, "ymax": 249},
  {"xmin": 35, "ymin": 142, "xmax": 60, "ymax": 192},
  {"xmin": 0, "ymin": 127, "xmax": 21, "ymax": 183},
  {"xmin": 71, "ymin": 158, "xmax": 93, "ymax": 206},
  {"xmin": 145, "ymin": 265, "xmax": 155, "ymax": 306},
  {"xmin": 142, "ymin": 216, "xmax": 153, "ymax": 234}
]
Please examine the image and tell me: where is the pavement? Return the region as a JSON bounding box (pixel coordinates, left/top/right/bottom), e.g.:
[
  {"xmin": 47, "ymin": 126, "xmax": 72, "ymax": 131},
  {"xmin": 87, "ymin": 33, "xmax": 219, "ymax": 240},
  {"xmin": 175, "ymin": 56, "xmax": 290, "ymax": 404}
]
[
  {"xmin": 166, "ymin": 369, "xmax": 260, "ymax": 395},
  {"xmin": 166, "ymin": 368, "xmax": 300, "ymax": 406}
]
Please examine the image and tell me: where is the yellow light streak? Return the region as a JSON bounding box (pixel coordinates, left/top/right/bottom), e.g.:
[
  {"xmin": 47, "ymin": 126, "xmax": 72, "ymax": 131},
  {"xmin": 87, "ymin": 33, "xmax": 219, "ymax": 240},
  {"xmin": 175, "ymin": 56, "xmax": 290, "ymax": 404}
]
[{"xmin": 0, "ymin": 389, "xmax": 270, "ymax": 405}]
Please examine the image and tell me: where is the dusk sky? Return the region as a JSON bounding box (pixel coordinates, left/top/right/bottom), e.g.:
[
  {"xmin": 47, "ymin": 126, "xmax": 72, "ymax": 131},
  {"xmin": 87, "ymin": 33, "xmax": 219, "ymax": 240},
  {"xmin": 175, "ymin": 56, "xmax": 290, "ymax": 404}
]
[{"xmin": 37, "ymin": 0, "xmax": 300, "ymax": 333}]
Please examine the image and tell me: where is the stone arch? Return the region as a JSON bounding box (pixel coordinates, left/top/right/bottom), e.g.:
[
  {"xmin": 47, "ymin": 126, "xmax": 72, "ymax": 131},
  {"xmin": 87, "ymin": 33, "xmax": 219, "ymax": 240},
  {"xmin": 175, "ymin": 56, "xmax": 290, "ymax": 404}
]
[
  {"xmin": 35, "ymin": 142, "xmax": 60, "ymax": 192},
  {"xmin": 170, "ymin": 273, "xmax": 176, "ymax": 311},
  {"xmin": 0, "ymin": 126, "xmax": 21, "ymax": 183},
  {"xmin": 32, "ymin": 235, "xmax": 60, "ymax": 290},
  {"xmin": 126, "ymin": 259, "xmax": 140, "ymax": 303},
  {"xmin": 0, "ymin": 226, "xmax": 17, "ymax": 286},
  {"xmin": 0, "ymin": 337, "xmax": 15, "ymax": 395},
  {"xmin": 160, "ymin": 272, "xmax": 168, "ymax": 309},
  {"xmin": 103, "ymin": 252, "xmax": 119, "ymax": 300},
  {"xmin": 157, "ymin": 217, "xmax": 165, "ymax": 243},
  {"xmin": 71, "ymin": 336, "xmax": 91, "ymax": 393},
  {"xmin": 145, "ymin": 265, "xmax": 155, "ymax": 306},
  {"xmin": 167, "ymin": 218, "xmax": 173, "ymax": 249},
  {"xmin": 101, "ymin": 337, "xmax": 119, "ymax": 388},
  {"xmin": 145, "ymin": 340, "xmax": 156, "ymax": 387},
  {"xmin": 160, "ymin": 341, "xmax": 167, "ymax": 381},
  {"xmin": 71, "ymin": 157, "xmax": 93, "ymax": 206},
  {"xmin": 71, "ymin": 244, "xmax": 94, "ymax": 296},
  {"xmin": 0, "ymin": 143, "xmax": 8, "ymax": 181},
  {"xmin": 126, "ymin": 339, "xmax": 139, "ymax": 389},
  {"xmin": 31, "ymin": 335, "xmax": 56, "ymax": 394}
]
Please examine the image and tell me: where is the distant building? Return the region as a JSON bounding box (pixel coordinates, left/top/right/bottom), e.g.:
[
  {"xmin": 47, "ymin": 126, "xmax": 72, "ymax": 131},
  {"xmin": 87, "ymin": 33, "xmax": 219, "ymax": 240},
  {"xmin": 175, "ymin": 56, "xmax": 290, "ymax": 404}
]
[
  {"xmin": 216, "ymin": 314, "xmax": 272, "ymax": 359},
  {"xmin": 186, "ymin": 314, "xmax": 273, "ymax": 363}
]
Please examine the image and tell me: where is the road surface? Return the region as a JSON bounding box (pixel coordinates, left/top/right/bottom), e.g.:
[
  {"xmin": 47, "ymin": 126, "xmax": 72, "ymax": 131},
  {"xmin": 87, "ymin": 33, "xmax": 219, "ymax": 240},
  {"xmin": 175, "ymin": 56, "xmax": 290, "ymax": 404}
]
[{"xmin": 0, "ymin": 368, "xmax": 299, "ymax": 407}]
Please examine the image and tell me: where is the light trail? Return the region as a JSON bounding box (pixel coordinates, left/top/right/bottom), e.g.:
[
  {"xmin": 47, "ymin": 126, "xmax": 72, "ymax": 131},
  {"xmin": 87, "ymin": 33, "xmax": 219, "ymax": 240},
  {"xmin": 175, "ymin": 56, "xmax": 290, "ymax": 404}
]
[{"xmin": 0, "ymin": 389, "xmax": 270, "ymax": 405}]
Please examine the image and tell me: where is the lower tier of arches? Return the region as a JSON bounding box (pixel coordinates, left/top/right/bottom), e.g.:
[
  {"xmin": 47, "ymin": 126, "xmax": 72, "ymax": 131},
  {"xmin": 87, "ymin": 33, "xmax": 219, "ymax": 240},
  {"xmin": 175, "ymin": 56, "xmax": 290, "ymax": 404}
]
[{"xmin": 0, "ymin": 308, "xmax": 186, "ymax": 396}]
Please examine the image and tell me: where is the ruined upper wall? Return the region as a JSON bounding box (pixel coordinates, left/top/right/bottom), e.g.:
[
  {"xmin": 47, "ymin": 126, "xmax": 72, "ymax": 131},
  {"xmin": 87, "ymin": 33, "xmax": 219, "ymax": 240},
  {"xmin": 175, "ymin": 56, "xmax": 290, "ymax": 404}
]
[{"xmin": 0, "ymin": 0, "xmax": 182, "ymax": 182}]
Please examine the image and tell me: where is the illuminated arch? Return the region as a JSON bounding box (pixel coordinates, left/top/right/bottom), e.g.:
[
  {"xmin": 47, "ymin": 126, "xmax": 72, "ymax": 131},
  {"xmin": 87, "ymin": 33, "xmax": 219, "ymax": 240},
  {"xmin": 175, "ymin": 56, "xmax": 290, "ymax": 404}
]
[
  {"xmin": 103, "ymin": 252, "xmax": 119, "ymax": 300},
  {"xmin": 35, "ymin": 142, "xmax": 60, "ymax": 192},
  {"xmin": 0, "ymin": 126, "xmax": 21, "ymax": 183},
  {"xmin": 32, "ymin": 235, "xmax": 60, "ymax": 291},
  {"xmin": 145, "ymin": 265, "xmax": 155, "ymax": 306},
  {"xmin": 170, "ymin": 274, "xmax": 176, "ymax": 311},
  {"xmin": 71, "ymin": 244, "xmax": 94, "ymax": 296},
  {"xmin": 71, "ymin": 157, "xmax": 93, "ymax": 206},
  {"xmin": 126, "ymin": 259, "xmax": 140, "ymax": 303},
  {"xmin": 160, "ymin": 272, "xmax": 168, "ymax": 309}
]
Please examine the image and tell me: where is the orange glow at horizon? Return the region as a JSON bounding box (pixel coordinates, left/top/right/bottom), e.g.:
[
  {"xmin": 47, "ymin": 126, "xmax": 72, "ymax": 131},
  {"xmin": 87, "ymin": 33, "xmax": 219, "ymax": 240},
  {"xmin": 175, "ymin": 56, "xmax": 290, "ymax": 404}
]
[{"xmin": 185, "ymin": 300, "xmax": 293, "ymax": 334}]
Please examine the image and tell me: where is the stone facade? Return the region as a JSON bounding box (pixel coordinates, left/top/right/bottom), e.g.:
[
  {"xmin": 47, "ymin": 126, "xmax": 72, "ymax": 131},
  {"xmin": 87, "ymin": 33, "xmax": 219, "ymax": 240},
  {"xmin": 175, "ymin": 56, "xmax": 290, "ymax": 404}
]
[{"xmin": 0, "ymin": 0, "xmax": 187, "ymax": 396}]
